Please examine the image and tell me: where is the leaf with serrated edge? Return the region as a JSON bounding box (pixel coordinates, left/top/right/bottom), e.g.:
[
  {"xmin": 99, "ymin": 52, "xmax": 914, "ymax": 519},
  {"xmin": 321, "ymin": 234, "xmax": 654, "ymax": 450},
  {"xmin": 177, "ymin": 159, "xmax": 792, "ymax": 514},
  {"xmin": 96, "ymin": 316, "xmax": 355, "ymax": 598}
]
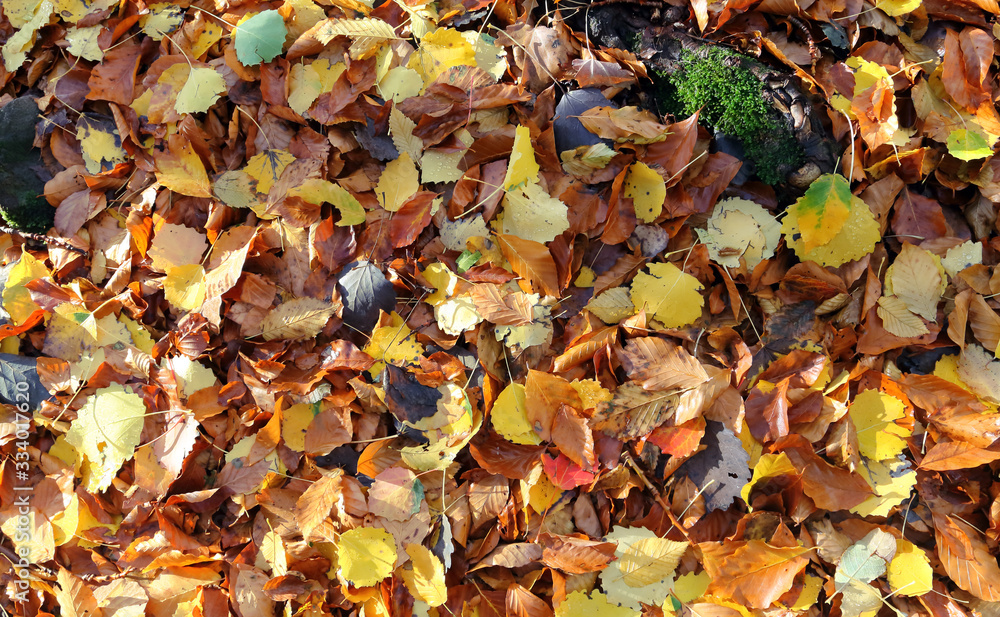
[
  {"xmin": 886, "ymin": 243, "xmax": 943, "ymax": 321},
  {"xmin": 256, "ymin": 297, "xmax": 335, "ymax": 341},
  {"xmin": 621, "ymin": 337, "xmax": 708, "ymax": 392},
  {"xmin": 877, "ymin": 295, "xmax": 929, "ymax": 337}
]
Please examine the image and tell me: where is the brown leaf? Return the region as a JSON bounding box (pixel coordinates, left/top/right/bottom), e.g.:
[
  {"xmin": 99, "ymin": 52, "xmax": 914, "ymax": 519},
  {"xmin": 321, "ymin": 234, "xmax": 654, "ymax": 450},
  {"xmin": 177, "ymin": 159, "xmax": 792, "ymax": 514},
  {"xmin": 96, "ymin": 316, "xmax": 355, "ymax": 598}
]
[
  {"xmin": 942, "ymin": 26, "xmax": 994, "ymax": 111},
  {"xmin": 701, "ymin": 540, "xmax": 810, "ymax": 609},
  {"xmin": 295, "ymin": 471, "xmax": 343, "ymax": 540},
  {"xmin": 919, "ymin": 441, "xmax": 1000, "ymax": 471},
  {"xmin": 899, "ymin": 375, "xmax": 1000, "ymax": 447},
  {"xmin": 776, "ymin": 435, "xmax": 873, "ymax": 511},
  {"xmin": 506, "ymin": 584, "xmax": 554, "ymax": 617},
  {"xmin": 525, "ymin": 370, "xmax": 582, "ymax": 441},
  {"xmin": 969, "ymin": 293, "xmax": 1000, "ymax": 352},
  {"xmin": 537, "ymin": 533, "xmax": 616, "ymax": 573},
  {"xmin": 891, "ymin": 189, "xmax": 948, "ymax": 243},
  {"xmin": 496, "ymin": 234, "xmax": 561, "ymax": 297},
  {"xmin": 470, "ymin": 432, "xmax": 545, "ymax": 480},
  {"xmin": 620, "ymin": 336, "xmax": 709, "ymax": 392},
  {"xmin": 389, "ymin": 191, "xmax": 436, "ymax": 248},
  {"xmin": 471, "ymin": 542, "xmax": 543, "ymax": 570},
  {"xmin": 551, "ymin": 403, "xmax": 595, "ymax": 470},
  {"xmin": 933, "ymin": 513, "xmax": 1000, "ymax": 601},
  {"xmin": 470, "ymin": 284, "xmax": 534, "ymax": 326},
  {"xmin": 745, "ymin": 379, "xmax": 790, "ymax": 443},
  {"xmin": 593, "ymin": 383, "xmax": 676, "ymax": 440}
]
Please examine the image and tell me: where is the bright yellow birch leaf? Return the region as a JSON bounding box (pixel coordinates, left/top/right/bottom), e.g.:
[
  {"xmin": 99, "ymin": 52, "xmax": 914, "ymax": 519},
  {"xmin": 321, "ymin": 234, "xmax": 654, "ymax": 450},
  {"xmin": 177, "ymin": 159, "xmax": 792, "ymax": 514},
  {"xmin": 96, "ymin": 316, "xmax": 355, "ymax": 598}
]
[
  {"xmin": 630, "ymin": 262, "xmax": 704, "ymax": 328},
  {"xmin": 403, "ymin": 544, "xmax": 447, "ymax": 607},
  {"xmin": 408, "ymin": 27, "xmax": 476, "ymax": 86},
  {"xmin": 246, "ymin": 149, "xmax": 296, "ymax": 195},
  {"xmin": 504, "ymin": 125, "xmax": 540, "ymax": 191},
  {"xmin": 850, "ymin": 457, "xmax": 916, "ymax": 517},
  {"xmin": 492, "ymin": 383, "xmax": 540, "ymax": 445},
  {"xmin": 624, "ymin": 162, "xmax": 666, "ymax": 223},
  {"xmin": 376, "ymin": 152, "xmax": 419, "ymax": 212},
  {"xmin": 849, "ymin": 390, "xmax": 910, "ymax": 460},
  {"xmin": 337, "ymin": 527, "xmax": 397, "ymax": 587},
  {"xmin": 64, "ymin": 384, "xmax": 146, "ymax": 493},
  {"xmin": 781, "ymin": 174, "xmax": 880, "ymax": 267},
  {"xmin": 364, "ymin": 312, "xmax": 424, "ymax": 376},
  {"xmin": 557, "ymin": 591, "xmax": 639, "ymax": 617},
  {"xmin": 601, "ymin": 526, "xmax": 687, "ymax": 610},
  {"xmin": 164, "ymin": 264, "xmax": 207, "ymax": 311},
  {"xmin": 174, "ymin": 66, "xmax": 227, "ymax": 114},
  {"xmin": 501, "ymin": 182, "xmax": 569, "ymax": 244},
  {"xmin": 875, "ymin": 0, "xmax": 921, "ymax": 15},
  {"xmin": 2, "ymin": 249, "xmax": 49, "ymax": 325},
  {"xmin": 741, "ymin": 452, "xmax": 796, "ymax": 506},
  {"xmin": 887, "ymin": 539, "xmax": 933, "ymax": 597}
]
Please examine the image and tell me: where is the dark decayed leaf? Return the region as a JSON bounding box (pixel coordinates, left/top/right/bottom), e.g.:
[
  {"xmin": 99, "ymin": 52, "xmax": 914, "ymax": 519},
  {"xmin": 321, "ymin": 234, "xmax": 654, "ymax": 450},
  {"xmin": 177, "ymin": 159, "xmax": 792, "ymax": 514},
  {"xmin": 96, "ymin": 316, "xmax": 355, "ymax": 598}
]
[
  {"xmin": 674, "ymin": 420, "xmax": 750, "ymax": 512},
  {"xmin": 0, "ymin": 353, "xmax": 50, "ymax": 410},
  {"xmin": 337, "ymin": 260, "xmax": 397, "ymax": 332}
]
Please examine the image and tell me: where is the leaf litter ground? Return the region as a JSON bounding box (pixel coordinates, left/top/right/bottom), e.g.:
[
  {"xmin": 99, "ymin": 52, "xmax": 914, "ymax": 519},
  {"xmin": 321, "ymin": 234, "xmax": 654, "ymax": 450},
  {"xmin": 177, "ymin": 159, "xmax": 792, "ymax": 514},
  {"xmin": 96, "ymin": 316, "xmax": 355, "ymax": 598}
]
[{"xmin": 2, "ymin": 0, "xmax": 1000, "ymax": 615}]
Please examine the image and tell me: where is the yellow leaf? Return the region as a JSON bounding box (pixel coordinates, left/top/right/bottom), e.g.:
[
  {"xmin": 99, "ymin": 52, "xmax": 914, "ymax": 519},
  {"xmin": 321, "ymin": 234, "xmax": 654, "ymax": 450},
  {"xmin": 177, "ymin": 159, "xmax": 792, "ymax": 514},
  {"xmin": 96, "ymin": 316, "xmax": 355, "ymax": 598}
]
[
  {"xmin": 741, "ymin": 452, "xmax": 796, "ymax": 506},
  {"xmin": 255, "ymin": 297, "xmax": 337, "ymax": 341},
  {"xmin": 407, "ymin": 27, "xmax": 476, "ymax": 86},
  {"xmin": 363, "ymin": 312, "xmax": 424, "ymax": 376},
  {"xmin": 570, "ymin": 379, "xmax": 613, "ymax": 410},
  {"xmin": 850, "ymin": 390, "xmax": 910, "ymax": 460},
  {"xmin": 575, "ymin": 266, "xmax": 596, "ymax": 287},
  {"xmin": 281, "ymin": 402, "xmax": 316, "ymax": 452},
  {"xmin": 64, "ymin": 384, "xmax": 146, "ymax": 493},
  {"xmin": 586, "ymin": 287, "xmax": 636, "ymax": 325},
  {"xmin": 156, "ymin": 134, "xmax": 213, "ymax": 198},
  {"xmin": 337, "ymin": 527, "xmax": 397, "ymax": 587},
  {"xmin": 782, "ymin": 174, "xmax": 881, "ymax": 267},
  {"xmin": 213, "ymin": 170, "xmax": 259, "ymax": 209},
  {"xmin": 246, "ymin": 149, "xmax": 296, "ymax": 195},
  {"xmin": 887, "ymin": 539, "xmax": 932, "ymax": 597},
  {"xmin": 624, "ymin": 162, "xmax": 666, "ymax": 223},
  {"xmin": 288, "ymin": 59, "xmax": 346, "ymax": 116},
  {"xmin": 601, "ymin": 526, "xmax": 687, "ymax": 610},
  {"xmin": 942, "ymin": 241, "xmax": 982, "ymax": 278},
  {"xmin": 957, "ymin": 344, "xmax": 1000, "ymax": 404},
  {"xmin": 2, "ymin": 0, "xmax": 53, "ymax": 71},
  {"xmin": 504, "ymin": 125, "xmax": 540, "ymax": 191},
  {"xmin": 556, "ymin": 591, "xmax": 640, "ymax": 617},
  {"xmin": 66, "ymin": 25, "xmax": 104, "ymax": 61},
  {"xmin": 174, "ymin": 66, "xmax": 227, "ymax": 115},
  {"xmin": 501, "ymin": 181, "xmax": 569, "ymax": 244},
  {"xmin": 257, "ymin": 530, "xmax": 288, "ymax": 576},
  {"xmin": 164, "ymin": 264, "xmax": 207, "ymax": 311},
  {"xmin": 850, "ymin": 457, "xmax": 916, "ymax": 517},
  {"xmin": 376, "ymin": 152, "xmax": 420, "ymax": 212},
  {"xmin": 422, "ymin": 262, "xmax": 457, "ymax": 306},
  {"xmin": 492, "ymin": 383, "xmax": 540, "ymax": 445},
  {"xmin": 673, "ymin": 571, "xmax": 711, "ymax": 603},
  {"xmin": 190, "ymin": 17, "xmax": 224, "ymax": 58},
  {"xmin": 876, "ymin": 295, "xmax": 929, "ymax": 337},
  {"xmin": 148, "ymin": 223, "xmax": 208, "ymax": 272},
  {"xmin": 380, "ymin": 66, "xmax": 424, "ymax": 103},
  {"xmin": 2, "ymin": 249, "xmax": 49, "ymax": 325},
  {"xmin": 875, "ymin": 0, "xmax": 920, "ymax": 15},
  {"xmin": 697, "ymin": 198, "xmax": 781, "ymax": 269},
  {"xmin": 76, "ymin": 117, "xmax": 127, "ymax": 174},
  {"xmin": 630, "ymin": 262, "xmax": 704, "ymax": 328},
  {"xmin": 884, "ymin": 244, "xmax": 944, "ymax": 321},
  {"xmin": 140, "ymin": 2, "xmax": 183, "ymax": 40},
  {"xmin": 525, "ymin": 465, "xmax": 562, "ymax": 513},
  {"xmin": 434, "ymin": 296, "xmax": 482, "ymax": 335},
  {"xmin": 389, "ymin": 105, "xmax": 423, "ymax": 163},
  {"xmin": 403, "ymin": 544, "xmax": 447, "ymax": 607}
]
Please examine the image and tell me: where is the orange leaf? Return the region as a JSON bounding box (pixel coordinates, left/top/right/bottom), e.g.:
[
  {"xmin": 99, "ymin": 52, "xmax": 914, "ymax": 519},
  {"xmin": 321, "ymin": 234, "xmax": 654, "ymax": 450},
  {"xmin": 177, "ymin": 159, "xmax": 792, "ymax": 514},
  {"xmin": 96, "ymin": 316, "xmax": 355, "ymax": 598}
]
[
  {"xmin": 701, "ymin": 540, "xmax": 811, "ymax": 609},
  {"xmin": 525, "ymin": 370, "xmax": 582, "ymax": 441},
  {"xmin": 551, "ymin": 404, "xmax": 595, "ymax": 470},
  {"xmin": 496, "ymin": 234, "xmax": 561, "ymax": 297},
  {"xmin": 933, "ymin": 513, "xmax": 1000, "ymax": 601}
]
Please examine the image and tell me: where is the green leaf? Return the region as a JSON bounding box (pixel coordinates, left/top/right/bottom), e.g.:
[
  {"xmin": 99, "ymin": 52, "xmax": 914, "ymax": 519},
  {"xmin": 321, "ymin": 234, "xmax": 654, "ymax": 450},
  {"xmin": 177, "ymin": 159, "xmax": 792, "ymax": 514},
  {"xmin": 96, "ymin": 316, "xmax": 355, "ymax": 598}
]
[
  {"xmin": 947, "ymin": 129, "xmax": 994, "ymax": 161},
  {"xmin": 233, "ymin": 10, "xmax": 287, "ymax": 66},
  {"xmin": 456, "ymin": 250, "xmax": 481, "ymax": 273}
]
